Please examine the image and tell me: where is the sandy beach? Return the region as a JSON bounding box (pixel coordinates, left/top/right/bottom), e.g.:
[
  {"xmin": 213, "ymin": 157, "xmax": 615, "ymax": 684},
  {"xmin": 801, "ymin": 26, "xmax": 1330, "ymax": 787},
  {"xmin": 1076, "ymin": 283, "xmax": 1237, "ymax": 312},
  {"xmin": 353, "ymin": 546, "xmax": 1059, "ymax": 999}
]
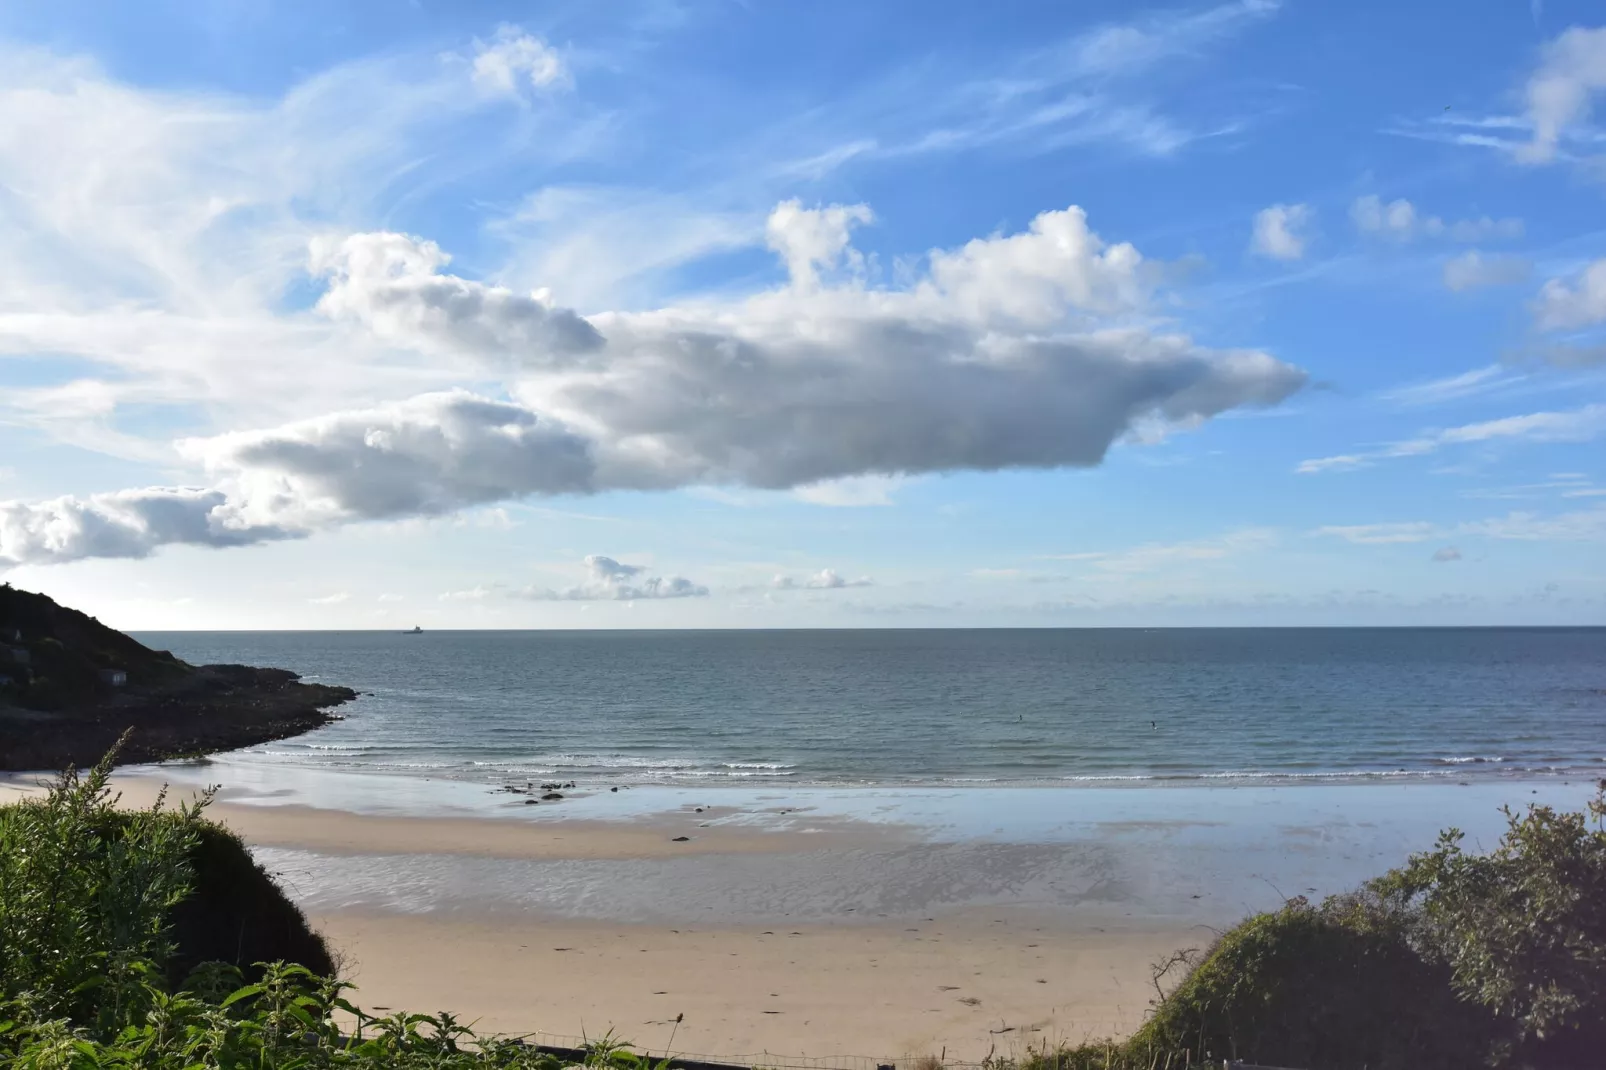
[
  {"xmin": 3, "ymin": 766, "xmax": 1595, "ymax": 1063},
  {"xmin": 318, "ymin": 911, "xmax": 1181, "ymax": 1061}
]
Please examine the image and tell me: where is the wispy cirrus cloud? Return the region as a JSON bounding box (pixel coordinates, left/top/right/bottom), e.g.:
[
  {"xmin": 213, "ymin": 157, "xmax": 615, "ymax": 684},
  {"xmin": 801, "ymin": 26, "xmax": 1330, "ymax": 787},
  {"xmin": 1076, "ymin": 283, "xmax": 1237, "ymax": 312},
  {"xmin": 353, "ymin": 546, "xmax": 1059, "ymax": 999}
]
[
  {"xmin": 1039, "ymin": 528, "xmax": 1278, "ymax": 574},
  {"xmin": 1377, "ymin": 365, "xmax": 1530, "ymax": 407},
  {"xmin": 1385, "ymin": 25, "xmax": 1606, "ymax": 167},
  {"xmin": 755, "ymin": 0, "xmax": 1284, "ymax": 175},
  {"xmin": 1311, "ymin": 504, "xmax": 1606, "ymax": 545},
  {"xmin": 1459, "ymin": 504, "xmax": 1606, "ymax": 540},
  {"xmin": 1313, "ymin": 522, "xmax": 1439, "ymax": 544},
  {"xmin": 1297, "ymin": 404, "xmax": 1606, "ymax": 474},
  {"xmin": 0, "ymin": 34, "xmax": 616, "ymax": 458}
]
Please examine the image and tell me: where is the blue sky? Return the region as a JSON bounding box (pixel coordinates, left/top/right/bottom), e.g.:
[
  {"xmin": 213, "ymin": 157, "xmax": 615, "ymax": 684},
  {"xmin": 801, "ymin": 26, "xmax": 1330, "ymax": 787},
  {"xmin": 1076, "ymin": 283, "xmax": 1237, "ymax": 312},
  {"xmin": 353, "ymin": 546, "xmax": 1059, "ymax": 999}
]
[{"xmin": 2, "ymin": 0, "xmax": 1605, "ymax": 628}]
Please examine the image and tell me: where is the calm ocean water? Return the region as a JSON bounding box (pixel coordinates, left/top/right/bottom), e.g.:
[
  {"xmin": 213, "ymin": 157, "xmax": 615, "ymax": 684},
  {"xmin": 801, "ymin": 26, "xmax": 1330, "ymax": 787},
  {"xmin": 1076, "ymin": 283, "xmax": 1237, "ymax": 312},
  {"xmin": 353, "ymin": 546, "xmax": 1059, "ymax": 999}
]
[{"xmin": 132, "ymin": 629, "xmax": 1606, "ymax": 788}]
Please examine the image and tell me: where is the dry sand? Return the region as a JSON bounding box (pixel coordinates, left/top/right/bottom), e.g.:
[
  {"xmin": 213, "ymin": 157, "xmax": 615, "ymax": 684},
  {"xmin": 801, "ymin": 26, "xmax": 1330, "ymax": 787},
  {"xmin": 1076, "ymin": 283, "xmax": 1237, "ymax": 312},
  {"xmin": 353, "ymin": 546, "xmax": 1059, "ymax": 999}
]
[{"xmin": 315, "ymin": 910, "xmax": 1186, "ymax": 1063}]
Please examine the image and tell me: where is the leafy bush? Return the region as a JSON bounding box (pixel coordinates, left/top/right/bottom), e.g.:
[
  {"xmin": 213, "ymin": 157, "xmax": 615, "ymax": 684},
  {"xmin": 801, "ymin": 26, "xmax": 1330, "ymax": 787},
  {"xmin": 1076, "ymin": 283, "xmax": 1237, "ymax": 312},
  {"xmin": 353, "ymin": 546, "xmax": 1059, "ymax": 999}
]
[
  {"xmin": 1127, "ymin": 894, "xmax": 1491, "ymax": 1069},
  {"xmin": 0, "ymin": 748, "xmax": 670, "ymax": 1068},
  {"xmin": 1, "ymin": 959, "xmax": 678, "ymax": 1068},
  {"xmin": 1369, "ymin": 787, "xmax": 1606, "ymax": 1067},
  {"xmin": 0, "ymin": 746, "xmax": 207, "ymax": 1029},
  {"xmin": 1058, "ymin": 783, "xmax": 1606, "ymax": 1070},
  {"xmin": 164, "ymin": 819, "xmax": 336, "ymax": 984}
]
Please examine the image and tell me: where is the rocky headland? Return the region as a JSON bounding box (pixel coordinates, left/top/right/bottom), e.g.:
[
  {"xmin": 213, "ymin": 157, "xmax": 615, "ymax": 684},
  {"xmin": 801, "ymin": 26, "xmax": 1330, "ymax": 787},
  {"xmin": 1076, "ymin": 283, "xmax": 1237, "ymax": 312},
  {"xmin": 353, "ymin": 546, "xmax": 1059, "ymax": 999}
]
[{"xmin": 0, "ymin": 583, "xmax": 355, "ymax": 771}]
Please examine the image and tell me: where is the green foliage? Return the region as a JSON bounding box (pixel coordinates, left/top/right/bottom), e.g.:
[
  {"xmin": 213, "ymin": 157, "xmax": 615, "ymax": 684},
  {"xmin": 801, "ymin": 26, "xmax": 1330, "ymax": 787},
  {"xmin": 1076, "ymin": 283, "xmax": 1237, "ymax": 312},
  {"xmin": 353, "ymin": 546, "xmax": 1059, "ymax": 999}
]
[
  {"xmin": 1127, "ymin": 893, "xmax": 1491, "ymax": 1069},
  {"xmin": 0, "ymin": 959, "xmax": 681, "ymax": 1068},
  {"xmin": 1368, "ymin": 786, "xmax": 1606, "ymax": 1066},
  {"xmin": 0, "ymin": 749, "xmax": 675, "ymax": 1069},
  {"xmin": 0, "ymin": 741, "xmax": 210, "ymax": 1029},
  {"xmin": 1034, "ymin": 784, "xmax": 1606, "ymax": 1070},
  {"xmin": 165, "ymin": 820, "xmax": 336, "ymax": 984}
]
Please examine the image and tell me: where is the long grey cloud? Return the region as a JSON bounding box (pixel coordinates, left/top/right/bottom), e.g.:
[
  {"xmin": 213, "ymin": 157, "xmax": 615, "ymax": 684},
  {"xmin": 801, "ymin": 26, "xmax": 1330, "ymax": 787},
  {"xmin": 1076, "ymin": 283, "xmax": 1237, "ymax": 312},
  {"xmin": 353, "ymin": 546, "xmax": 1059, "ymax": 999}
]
[{"xmin": 4, "ymin": 202, "xmax": 1306, "ymax": 567}]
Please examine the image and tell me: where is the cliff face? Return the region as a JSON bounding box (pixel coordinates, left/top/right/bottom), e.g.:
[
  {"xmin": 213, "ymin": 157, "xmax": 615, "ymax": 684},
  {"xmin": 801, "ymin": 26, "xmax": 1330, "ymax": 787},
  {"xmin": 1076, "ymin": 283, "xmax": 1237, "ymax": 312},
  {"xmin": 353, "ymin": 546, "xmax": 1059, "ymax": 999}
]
[{"xmin": 0, "ymin": 584, "xmax": 356, "ymax": 770}]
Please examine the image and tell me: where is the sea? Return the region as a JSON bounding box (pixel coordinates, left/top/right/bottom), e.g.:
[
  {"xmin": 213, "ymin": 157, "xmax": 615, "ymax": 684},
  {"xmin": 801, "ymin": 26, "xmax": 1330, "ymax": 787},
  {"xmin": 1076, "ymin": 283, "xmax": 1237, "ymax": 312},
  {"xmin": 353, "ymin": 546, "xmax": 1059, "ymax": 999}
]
[{"xmin": 131, "ymin": 628, "xmax": 1606, "ymax": 790}]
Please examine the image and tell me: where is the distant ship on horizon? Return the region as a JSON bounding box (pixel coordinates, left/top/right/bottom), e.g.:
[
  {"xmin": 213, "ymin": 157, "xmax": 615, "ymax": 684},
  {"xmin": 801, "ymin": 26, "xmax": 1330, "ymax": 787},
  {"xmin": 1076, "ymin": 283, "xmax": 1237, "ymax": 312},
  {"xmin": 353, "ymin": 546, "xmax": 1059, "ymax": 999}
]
[{"xmin": 406, "ymin": 626, "xmax": 423, "ymax": 634}]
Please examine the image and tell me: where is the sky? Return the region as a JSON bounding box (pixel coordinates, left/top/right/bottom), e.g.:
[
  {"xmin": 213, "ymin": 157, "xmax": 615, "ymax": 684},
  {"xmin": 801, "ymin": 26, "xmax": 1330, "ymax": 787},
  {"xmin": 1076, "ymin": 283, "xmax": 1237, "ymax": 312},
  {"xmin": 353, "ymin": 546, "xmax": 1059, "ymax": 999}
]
[{"xmin": 2, "ymin": 0, "xmax": 1606, "ymax": 629}]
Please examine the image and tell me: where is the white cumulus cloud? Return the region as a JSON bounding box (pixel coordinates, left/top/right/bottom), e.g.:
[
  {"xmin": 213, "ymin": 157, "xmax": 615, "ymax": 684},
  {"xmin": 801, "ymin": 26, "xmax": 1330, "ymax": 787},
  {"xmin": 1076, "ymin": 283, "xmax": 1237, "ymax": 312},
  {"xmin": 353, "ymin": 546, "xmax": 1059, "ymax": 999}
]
[
  {"xmin": 1533, "ymin": 258, "xmax": 1606, "ymax": 330},
  {"xmin": 471, "ymin": 26, "xmax": 568, "ymax": 97},
  {"xmin": 1518, "ymin": 25, "xmax": 1606, "ymax": 163},
  {"xmin": 1250, "ymin": 203, "xmax": 1310, "ymax": 260},
  {"xmin": 1351, "ymin": 195, "xmax": 1522, "ymax": 243},
  {"xmin": 765, "ymin": 199, "xmax": 874, "ymax": 289},
  {"xmin": 518, "ymin": 555, "xmax": 708, "ymax": 600},
  {"xmin": 0, "ymin": 487, "xmax": 292, "ymax": 566},
  {"xmin": 310, "ymin": 232, "xmax": 603, "ymax": 364},
  {"xmin": 772, "ymin": 569, "xmax": 873, "ymax": 590}
]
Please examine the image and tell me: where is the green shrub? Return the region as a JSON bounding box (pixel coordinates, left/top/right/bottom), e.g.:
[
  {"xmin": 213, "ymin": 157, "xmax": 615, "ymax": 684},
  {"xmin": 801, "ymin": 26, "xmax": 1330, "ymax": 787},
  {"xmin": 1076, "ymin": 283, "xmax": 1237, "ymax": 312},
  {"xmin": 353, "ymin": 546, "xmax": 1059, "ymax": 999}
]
[
  {"xmin": 1369, "ymin": 785, "xmax": 1606, "ymax": 1067},
  {"xmin": 0, "ymin": 744, "xmax": 207, "ymax": 1030},
  {"xmin": 1127, "ymin": 894, "xmax": 1491, "ymax": 1069},
  {"xmin": 0, "ymin": 755, "xmax": 334, "ymax": 995},
  {"xmin": 165, "ymin": 820, "xmax": 336, "ymax": 985},
  {"xmin": 0, "ymin": 747, "xmax": 646, "ymax": 1067},
  {"xmin": 1, "ymin": 958, "xmax": 671, "ymax": 1068},
  {"xmin": 1057, "ymin": 784, "xmax": 1606, "ymax": 1070}
]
